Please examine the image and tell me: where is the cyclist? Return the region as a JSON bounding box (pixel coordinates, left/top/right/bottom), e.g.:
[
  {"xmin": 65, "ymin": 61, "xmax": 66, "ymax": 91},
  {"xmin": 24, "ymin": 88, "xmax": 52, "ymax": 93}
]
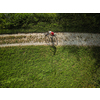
[{"xmin": 45, "ymin": 31, "xmax": 54, "ymax": 36}]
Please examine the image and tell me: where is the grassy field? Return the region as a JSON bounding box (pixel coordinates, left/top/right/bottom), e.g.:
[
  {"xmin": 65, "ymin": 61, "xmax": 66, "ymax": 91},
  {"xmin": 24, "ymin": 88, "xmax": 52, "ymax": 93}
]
[{"xmin": 0, "ymin": 45, "xmax": 100, "ymax": 88}]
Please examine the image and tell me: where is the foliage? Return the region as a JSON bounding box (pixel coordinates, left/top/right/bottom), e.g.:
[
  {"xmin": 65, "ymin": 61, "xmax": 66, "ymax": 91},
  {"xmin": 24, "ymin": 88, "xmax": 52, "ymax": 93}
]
[{"xmin": 0, "ymin": 13, "xmax": 100, "ymax": 33}]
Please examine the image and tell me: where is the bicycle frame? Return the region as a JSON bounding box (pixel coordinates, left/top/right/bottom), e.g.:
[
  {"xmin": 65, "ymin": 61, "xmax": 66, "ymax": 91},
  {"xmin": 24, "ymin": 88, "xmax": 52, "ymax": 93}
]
[{"xmin": 45, "ymin": 34, "xmax": 58, "ymax": 46}]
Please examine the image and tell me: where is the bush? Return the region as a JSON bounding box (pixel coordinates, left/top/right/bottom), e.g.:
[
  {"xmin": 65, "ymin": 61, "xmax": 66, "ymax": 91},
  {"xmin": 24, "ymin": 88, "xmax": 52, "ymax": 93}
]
[{"xmin": 0, "ymin": 13, "xmax": 100, "ymax": 34}]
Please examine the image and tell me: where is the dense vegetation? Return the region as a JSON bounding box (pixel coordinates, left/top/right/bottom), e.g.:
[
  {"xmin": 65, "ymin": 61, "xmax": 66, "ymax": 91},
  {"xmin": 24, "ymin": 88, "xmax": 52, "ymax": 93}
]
[
  {"xmin": 0, "ymin": 45, "xmax": 100, "ymax": 88},
  {"xmin": 0, "ymin": 13, "xmax": 100, "ymax": 34}
]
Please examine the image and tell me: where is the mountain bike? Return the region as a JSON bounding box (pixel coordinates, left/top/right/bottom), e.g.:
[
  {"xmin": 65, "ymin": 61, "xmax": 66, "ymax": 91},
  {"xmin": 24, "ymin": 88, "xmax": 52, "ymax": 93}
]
[{"xmin": 45, "ymin": 34, "xmax": 58, "ymax": 46}]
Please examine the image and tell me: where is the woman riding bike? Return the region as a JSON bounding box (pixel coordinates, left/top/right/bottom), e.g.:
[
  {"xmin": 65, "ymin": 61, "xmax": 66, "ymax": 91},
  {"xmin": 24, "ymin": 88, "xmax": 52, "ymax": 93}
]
[
  {"xmin": 45, "ymin": 31, "xmax": 54, "ymax": 36},
  {"xmin": 45, "ymin": 31, "xmax": 58, "ymax": 46}
]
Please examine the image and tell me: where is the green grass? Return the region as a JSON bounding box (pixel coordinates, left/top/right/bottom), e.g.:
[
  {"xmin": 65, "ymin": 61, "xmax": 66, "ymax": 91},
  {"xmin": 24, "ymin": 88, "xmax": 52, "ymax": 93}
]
[{"xmin": 0, "ymin": 45, "xmax": 100, "ymax": 88}]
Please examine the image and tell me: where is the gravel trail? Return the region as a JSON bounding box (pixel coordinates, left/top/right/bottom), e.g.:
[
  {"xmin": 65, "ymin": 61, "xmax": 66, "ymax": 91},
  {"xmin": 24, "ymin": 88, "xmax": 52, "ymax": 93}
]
[
  {"xmin": 0, "ymin": 42, "xmax": 47, "ymax": 47},
  {"xmin": 0, "ymin": 33, "xmax": 61, "ymax": 47},
  {"xmin": 0, "ymin": 42, "xmax": 63, "ymax": 47}
]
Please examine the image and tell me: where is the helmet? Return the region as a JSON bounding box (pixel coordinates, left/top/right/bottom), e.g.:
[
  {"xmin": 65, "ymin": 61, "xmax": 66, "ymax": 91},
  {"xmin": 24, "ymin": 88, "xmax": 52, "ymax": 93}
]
[{"xmin": 48, "ymin": 31, "xmax": 52, "ymax": 34}]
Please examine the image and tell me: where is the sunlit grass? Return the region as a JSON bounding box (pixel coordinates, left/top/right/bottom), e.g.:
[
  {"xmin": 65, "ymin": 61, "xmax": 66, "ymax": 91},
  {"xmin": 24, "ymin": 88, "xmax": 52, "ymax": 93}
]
[{"xmin": 0, "ymin": 45, "xmax": 100, "ymax": 88}]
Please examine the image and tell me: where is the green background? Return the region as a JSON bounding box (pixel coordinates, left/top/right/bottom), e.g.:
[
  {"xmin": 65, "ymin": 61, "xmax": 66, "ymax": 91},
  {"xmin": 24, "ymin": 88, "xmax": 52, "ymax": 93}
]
[{"xmin": 0, "ymin": 13, "xmax": 100, "ymax": 34}]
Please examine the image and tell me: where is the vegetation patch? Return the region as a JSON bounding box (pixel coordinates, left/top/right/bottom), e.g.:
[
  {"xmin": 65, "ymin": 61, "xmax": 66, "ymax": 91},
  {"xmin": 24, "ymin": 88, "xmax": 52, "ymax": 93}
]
[
  {"xmin": 0, "ymin": 13, "xmax": 100, "ymax": 34},
  {"xmin": 0, "ymin": 45, "xmax": 100, "ymax": 88}
]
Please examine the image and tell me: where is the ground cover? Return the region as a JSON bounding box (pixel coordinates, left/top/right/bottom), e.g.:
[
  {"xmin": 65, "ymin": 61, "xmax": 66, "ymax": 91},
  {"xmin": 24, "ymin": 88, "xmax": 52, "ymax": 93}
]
[{"xmin": 0, "ymin": 45, "xmax": 100, "ymax": 88}]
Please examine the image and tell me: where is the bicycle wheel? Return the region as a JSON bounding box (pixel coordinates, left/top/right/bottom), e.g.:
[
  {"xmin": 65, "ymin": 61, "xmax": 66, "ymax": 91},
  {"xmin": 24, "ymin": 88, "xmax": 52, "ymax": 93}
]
[
  {"xmin": 49, "ymin": 36, "xmax": 53, "ymax": 46},
  {"xmin": 49, "ymin": 36, "xmax": 58, "ymax": 46},
  {"xmin": 52, "ymin": 36, "xmax": 58, "ymax": 46},
  {"xmin": 45, "ymin": 35, "xmax": 49, "ymax": 44}
]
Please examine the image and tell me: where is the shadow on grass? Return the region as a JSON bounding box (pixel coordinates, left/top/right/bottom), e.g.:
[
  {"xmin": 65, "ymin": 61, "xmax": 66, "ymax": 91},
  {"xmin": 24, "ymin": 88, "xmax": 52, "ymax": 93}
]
[
  {"xmin": 50, "ymin": 46, "xmax": 57, "ymax": 56},
  {"xmin": 45, "ymin": 35, "xmax": 58, "ymax": 56}
]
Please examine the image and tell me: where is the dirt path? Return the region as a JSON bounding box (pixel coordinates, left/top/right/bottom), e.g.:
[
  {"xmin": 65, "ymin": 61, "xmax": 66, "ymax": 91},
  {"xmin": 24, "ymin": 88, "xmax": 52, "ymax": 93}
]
[
  {"xmin": 0, "ymin": 42, "xmax": 48, "ymax": 47},
  {"xmin": 0, "ymin": 33, "xmax": 47, "ymax": 47},
  {"xmin": 0, "ymin": 33, "xmax": 41, "ymax": 36},
  {"xmin": 0, "ymin": 42, "xmax": 63, "ymax": 47},
  {"xmin": 0, "ymin": 33, "xmax": 62, "ymax": 47}
]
